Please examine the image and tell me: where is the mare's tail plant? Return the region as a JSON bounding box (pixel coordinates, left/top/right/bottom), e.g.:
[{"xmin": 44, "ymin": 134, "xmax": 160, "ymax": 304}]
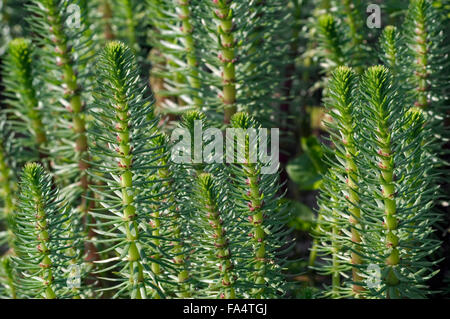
[
  {"xmin": 227, "ymin": 112, "xmax": 293, "ymax": 298},
  {"xmin": 315, "ymin": 66, "xmax": 363, "ymax": 298},
  {"xmin": 357, "ymin": 65, "xmax": 440, "ymax": 298},
  {"xmin": 88, "ymin": 41, "xmax": 174, "ymax": 299},
  {"xmin": 0, "ymin": 0, "xmax": 447, "ymax": 300},
  {"xmin": 12, "ymin": 163, "xmax": 83, "ymax": 299},
  {"xmin": 317, "ymin": 65, "xmax": 441, "ymax": 298},
  {"xmin": 27, "ymin": 0, "xmax": 95, "ymax": 224},
  {"xmin": 147, "ymin": 0, "xmax": 292, "ymax": 126},
  {"xmin": 2, "ymin": 38, "xmax": 47, "ymax": 162}
]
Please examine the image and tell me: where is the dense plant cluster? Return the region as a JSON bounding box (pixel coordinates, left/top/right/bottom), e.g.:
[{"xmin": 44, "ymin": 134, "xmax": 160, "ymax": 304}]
[{"xmin": 0, "ymin": 0, "xmax": 448, "ymax": 299}]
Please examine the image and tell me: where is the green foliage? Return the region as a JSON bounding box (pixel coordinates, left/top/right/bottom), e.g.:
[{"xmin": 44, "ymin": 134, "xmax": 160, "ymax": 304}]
[
  {"xmin": 0, "ymin": 0, "xmax": 448, "ymax": 300},
  {"xmin": 316, "ymin": 14, "xmax": 347, "ymax": 71},
  {"xmin": 12, "ymin": 163, "xmax": 83, "ymax": 299},
  {"xmin": 2, "ymin": 38, "xmax": 47, "ymax": 160},
  {"xmin": 228, "ymin": 112, "xmax": 294, "ymax": 298},
  {"xmin": 358, "ymin": 66, "xmax": 440, "ymax": 298},
  {"xmin": 88, "ymin": 41, "xmax": 167, "ymax": 298},
  {"xmin": 315, "ymin": 66, "xmax": 362, "ymax": 298},
  {"xmin": 193, "ymin": 172, "xmax": 237, "ymax": 298},
  {"xmin": 316, "ymin": 65, "xmax": 442, "ymax": 299},
  {"xmin": 147, "ymin": 0, "xmax": 292, "ymax": 126}
]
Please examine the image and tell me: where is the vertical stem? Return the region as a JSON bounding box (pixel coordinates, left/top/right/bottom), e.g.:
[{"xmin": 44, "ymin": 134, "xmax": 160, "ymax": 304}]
[
  {"xmin": 197, "ymin": 173, "xmax": 236, "ymax": 299},
  {"xmin": 7, "ymin": 39, "xmax": 47, "ymax": 159},
  {"xmin": 44, "ymin": 2, "xmax": 91, "ymax": 235},
  {"xmin": 365, "ymin": 66, "xmax": 400, "ymax": 298},
  {"xmin": 33, "ymin": 182, "xmax": 56, "ymax": 299},
  {"xmin": 328, "ymin": 66, "xmax": 363, "ymax": 295},
  {"xmin": 339, "ymin": 86, "xmax": 364, "ymax": 294},
  {"xmin": 154, "ymin": 145, "xmax": 190, "ymax": 297},
  {"xmin": 114, "ymin": 90, "xmax": 147, "ymax": 299},
  {"xmin": 380, "ymin": 26, "xmax": 399, "ymax": 76},
  {"xmin": 342, "ymin": 0, "xmax": 364, "ymax": 72},
  {"xmin": 212, "ymin": 0, "xmax": 237, "ymax": 123},
  {"xmin": 178, "ymin": 0, "xmax": 202, "ymax": 108},
  {"xmin": 121, "ymin": 0, "xmax": 138, "ymax": 50},
  {"xmin": 344, "ymin": 134, "xmax": 364, "ymax": 295},
  {"xmin": 243, "ymin": 162, "xmax": 266, "ymax": 298},
  {"xmin": 410, "ymin": 3, "xmax": 429, "ymax": 109},
  {"xmin": 377, "ymin": 131, "xmax": 400, "ymax": 298}
]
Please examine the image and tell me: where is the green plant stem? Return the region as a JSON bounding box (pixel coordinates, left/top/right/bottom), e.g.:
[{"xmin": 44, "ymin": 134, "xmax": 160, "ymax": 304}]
[
  {"xmin": 410, "ymin": 3, "xmax": 430, "ymax": 109},
  {"xmin": 178, "ymin": 0, "xmax": 202, "ymax": 109},
  {"xmin": 197, "ymin": 173, "xmax": 235, "ymax": 299},
  {"xmin": 212, "ymin": 0, "xmax": 237, "ymax": 123},
  {"xmin": 154, "ymin": 151, "xmax": 190, "ymax": 297},
  {"xmin": 121, "ymin": 0, "xmax": 138, "ymax": 50},
  {"xmin": 7, "ymin": 39, "xmax": 47, "ymax": 158},
  {"xmin": 342, "ymin": 0, "xmax": 364, "ymax": 72},
  {"xmin": 317, "ymin": 14, "xmax": 345, "ymax": 74},
  {"xmin": 344, "ymin": 131, "xmax": 364, "ymax": 295},
  {"xmin": 367, "ymin": 68, "xmax": 400, "ymax": 298},
  {"xmin": 380, "ymin": 26, "xmax": 399, "ymax": 76},
  {"xmin": 43, "ymin": 1, "xmax": 91, "ymax": 223},
  {"xmin": 327, "ymin": 66, "xmax": 364, "ymax": 295},
  {"xmin": 25, "ymin": 164, "xmax": 57, "ymax": 298},
  {"xmin": 339, "ymin": 102, "xmax": 363, "ymax": 295},
  {"xmin": 113, "ymin": 84, "xmax": 147, "ymax": 299},
  {"xmin": 243, "ymin": 162, "xmax": 267, "ymax": 298},
  {"xmin": 377, "ymin": 136, "xmax": 400, "ymax": 297}
]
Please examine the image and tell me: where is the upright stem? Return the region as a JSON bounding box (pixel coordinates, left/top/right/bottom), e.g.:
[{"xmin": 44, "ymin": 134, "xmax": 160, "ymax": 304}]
[
  {"xmin": 212, "ymin": 0, "xmax": 237, "ymax": 123},
  {"xmin": 34, "ymin": 194, "xmax": 57, "ymax": 299},
  {"xmin": 410, "ymin": 4, "xmax": 429, "ymax": 109},
  {"xmin": 44, "ymin": 2, "xmax": 91, "ymax": 231},
  {"xmin": 197, "ymin": 173, "xmax": 236, "ymax": 299},
  {"xmin": 243, "ymin": 162, "xmax": 267, "ymax": 298},
  {"xmin": 121, "ymin": 0, "xmax": 138, "ymax": 50},
  {"xmin": 376, "ymin": 130, "xmax": 400, "ymax": 298},
  {"xmin": 365, "ymin": 67, "xmax": 400, "ymax": 298},
  {"xmin": 155, "ymin": 153, "xmax": 190, "ymax": 297},
  {"xmin": 114, "ymin": 87, "xmax": 147, "ymax": 299},
  {"xmin": 342, "ymin": 0, "xmax": 364, "ymax": 72},
  {"xmin": 178, "ymin": 0, "xmax": 202, "ymax": 109},
  {"xmin": 328, "ymin": 66, "xmax": 363, "ymax": 295},
  {"xmin": 7, "ymin": 39, "xmax": 47, "ymax": 159},
  {"xmin": 317, "ymin": 14, "xmax": 345, "ymax": 74},
  {"xmin": 343, "ymin": 129, "xmax": 364, "ymax": 295},
  {"xmin": 380, "ymin": 26, "xmax": 399, "ymax": 76},
  {"xmin": 22, "ymin": 165, "xmax": 58, "ymax": 299}
]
